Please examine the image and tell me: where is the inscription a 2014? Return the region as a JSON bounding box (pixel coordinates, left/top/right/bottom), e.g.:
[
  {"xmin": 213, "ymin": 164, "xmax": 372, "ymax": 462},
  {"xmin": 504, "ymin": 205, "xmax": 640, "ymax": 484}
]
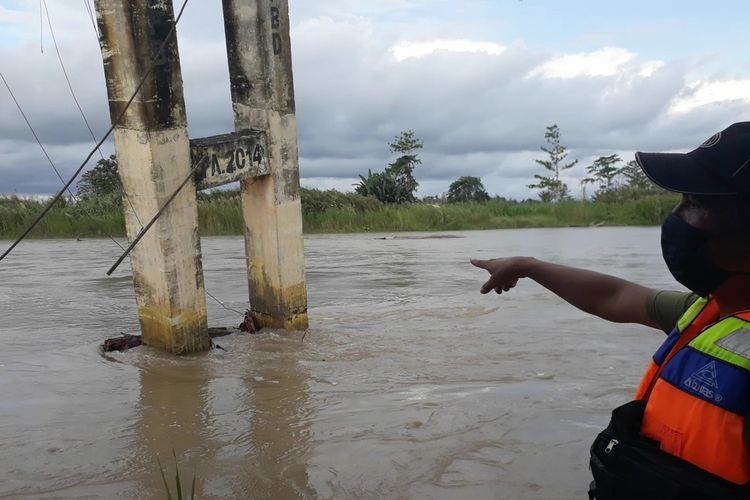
[
  {"xmin": 190, "ymin": 131, "xmax": 270, "ymax": 190},
  {"xmin": 208, "ymin": 144, "xmax": 264, "ymax": 176}
]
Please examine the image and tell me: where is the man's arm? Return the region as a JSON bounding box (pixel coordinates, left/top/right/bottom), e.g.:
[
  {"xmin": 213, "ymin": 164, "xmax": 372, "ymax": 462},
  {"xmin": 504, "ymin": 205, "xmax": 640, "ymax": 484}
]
[{"xmin": 471, "ymin": 256, "xmax": 661, "ymax": 329}]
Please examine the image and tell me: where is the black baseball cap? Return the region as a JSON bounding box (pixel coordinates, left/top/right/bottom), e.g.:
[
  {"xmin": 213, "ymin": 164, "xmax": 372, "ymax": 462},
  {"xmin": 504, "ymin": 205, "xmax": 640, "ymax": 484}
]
[{"xmin": 636, "ymin": 121, "xmax": 750, "ymax": 197}]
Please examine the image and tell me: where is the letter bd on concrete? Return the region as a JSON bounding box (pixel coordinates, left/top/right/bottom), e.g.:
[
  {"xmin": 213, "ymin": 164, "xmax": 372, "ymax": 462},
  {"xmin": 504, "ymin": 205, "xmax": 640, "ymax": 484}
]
[{"xmin": 94, "ymin": 0, "xmax": 308, "ymax": 354}]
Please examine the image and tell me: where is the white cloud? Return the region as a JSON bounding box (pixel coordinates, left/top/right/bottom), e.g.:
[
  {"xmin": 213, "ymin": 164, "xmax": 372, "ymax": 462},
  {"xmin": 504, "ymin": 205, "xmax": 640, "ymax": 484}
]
[
  {"xmin": 391, "ymin": 39, "xmax": 506, "ymax": 62},
  {"xmin": 529, "ymin": 46, "xmax": 663, "ymax": 80},
  {"xmin": 669, "ymin": 79, "xmax": 750, "ymax": 114},
  {"xmin": 638, "ymin": 60, "xmax": 665, "ymax": 78}
]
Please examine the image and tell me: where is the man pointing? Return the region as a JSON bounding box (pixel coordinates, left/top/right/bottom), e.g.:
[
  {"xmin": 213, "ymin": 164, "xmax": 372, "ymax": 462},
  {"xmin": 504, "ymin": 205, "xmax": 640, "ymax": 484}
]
[{"xmin": 473, "ymin": 122, "xmax": 750, "ymax": 499}]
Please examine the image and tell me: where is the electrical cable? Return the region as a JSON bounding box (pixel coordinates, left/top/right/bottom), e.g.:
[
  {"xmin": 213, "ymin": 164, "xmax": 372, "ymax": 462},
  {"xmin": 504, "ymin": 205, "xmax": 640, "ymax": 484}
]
[
  {"xmin": 39, "ymin": 0, "xmax": 43, "ymax": 53},
  {"xmin": 0, "ymin": 70, "xmax": 125, "ymax": 250},
  {"xmin": 42, "ymin": 0, "xmax": 144, "ymax": 229},
  {"xmin": 43, "ymin": 0, "xmax": 103, "ymax": 160},
  {"xmin": 106, "ymin": 155, "xmax": 207, "ymax": 275},
  {"xmin": 82, "ymin": 0, "xmax": 98, "ymax": 38},
  {"xmin": 9, "ymin": 0, "xmax": 243, "ymax": 321},
  {"xmin": 1, "ymin": 72, "xmax": 71, "ymax": 192},
  {"xmin": 206, "ymin": 290, "xmax": 246, "ymax": 316},
  {"xmin": 0, "ymin": 0, "xmax": 192, "ymax": 263}
]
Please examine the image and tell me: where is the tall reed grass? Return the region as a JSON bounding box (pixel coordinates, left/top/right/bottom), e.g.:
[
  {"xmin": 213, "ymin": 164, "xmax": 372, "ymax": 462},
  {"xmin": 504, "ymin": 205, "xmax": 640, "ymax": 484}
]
[
  {"xmin": 0, "ymin": 191, "xmax": 679, "ymax": 240},
  {"xmin": 301, "ymin": 194, "xmax": 678, "ymax": 233}
]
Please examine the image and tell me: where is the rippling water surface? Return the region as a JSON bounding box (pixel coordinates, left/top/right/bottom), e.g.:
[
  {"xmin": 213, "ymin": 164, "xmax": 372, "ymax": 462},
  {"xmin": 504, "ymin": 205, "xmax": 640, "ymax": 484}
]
[{"xmin": 0, "ymin": 228, "xmax": 682, "ymax": 499}]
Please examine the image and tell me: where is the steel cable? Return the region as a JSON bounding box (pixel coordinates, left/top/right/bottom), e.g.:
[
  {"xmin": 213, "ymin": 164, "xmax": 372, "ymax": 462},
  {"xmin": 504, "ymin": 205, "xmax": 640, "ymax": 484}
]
[
  {"xmin": 42, "ymin": 0, "xmax": 144, "ymax": 229},
  {"xmin": 0, "ymin": 71, "xmax": 125, "ymax": 250},
  {"xmin": 0, "ymin": 0, "xmax": 192, "ymax": 263},
  {"xmin": 6, "ymin": 0, "xmax": 244, "ymax": 320}
]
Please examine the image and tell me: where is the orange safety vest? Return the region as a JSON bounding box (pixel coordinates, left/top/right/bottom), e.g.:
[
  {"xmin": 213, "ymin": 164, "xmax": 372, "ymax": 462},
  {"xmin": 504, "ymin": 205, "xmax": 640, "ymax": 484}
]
[{"xmin": 634, "ymin": 297, "xmax": 750, "ymax": 485}]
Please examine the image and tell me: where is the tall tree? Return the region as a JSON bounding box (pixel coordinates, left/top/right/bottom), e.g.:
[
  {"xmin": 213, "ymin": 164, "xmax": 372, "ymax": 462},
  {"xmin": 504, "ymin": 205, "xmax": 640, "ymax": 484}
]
[
  {"xmin": 447, "ymin": 176, "xmax": 490, "ymax": 203},
  {"xmin": 528, "ymin": 124, "xmax": 577, "ymax": 202},
  {"xmin": 385, "ymin": 130, "xmax": 423, "ymax": 202},
  {"xmin": 620, "ymin": 160, "xmax": 653, "ymax": 192},
  {"xmin": 77, "ymin": 155, "xmax": 121, "ymax": 199},
  {"xmin": 582, "ymin": 154, "xmax": 623, "ymax": 195}
]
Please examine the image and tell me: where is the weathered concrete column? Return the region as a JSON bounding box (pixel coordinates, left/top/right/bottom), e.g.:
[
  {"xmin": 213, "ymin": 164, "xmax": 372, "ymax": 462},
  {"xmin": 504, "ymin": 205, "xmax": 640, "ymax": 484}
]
[
  {"xmin": 222, "ymin": 0, "xmax": 308, "ymax": 330},
  {"xmin": 95, "ymin": 0, "xmax": 211, "ymax": 353}
]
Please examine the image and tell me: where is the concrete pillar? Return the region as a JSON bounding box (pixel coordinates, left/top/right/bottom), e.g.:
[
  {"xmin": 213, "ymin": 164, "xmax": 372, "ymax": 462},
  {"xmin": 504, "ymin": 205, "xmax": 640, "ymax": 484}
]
[
  {"xmin": 95, "ymin": 0, "xmax": 211, "ymax": 353},
  {"xmin": 222, "ymin": 0, "xmax": 308, "ymax": 330}
]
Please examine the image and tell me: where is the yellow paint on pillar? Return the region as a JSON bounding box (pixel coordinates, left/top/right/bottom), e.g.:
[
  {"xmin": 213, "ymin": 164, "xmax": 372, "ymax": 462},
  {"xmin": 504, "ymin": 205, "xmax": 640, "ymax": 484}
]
[{"xmin": 138, "ymin": 305, "xmax": 211, "ymax": 355}]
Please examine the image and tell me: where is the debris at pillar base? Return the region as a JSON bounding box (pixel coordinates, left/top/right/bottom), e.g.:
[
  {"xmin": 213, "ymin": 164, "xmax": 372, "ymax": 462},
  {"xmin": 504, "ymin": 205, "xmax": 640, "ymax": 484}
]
[
  {"xmin": 102, "ymin": 328, "xmax": 241, "ymax": 353},
  {"xmin": 103, "ymin": 334, "xmax": 142, "ymax": 352},
  {"xmin": 239, "ymin": 310, "xmax": 258, "ymax": 333}
]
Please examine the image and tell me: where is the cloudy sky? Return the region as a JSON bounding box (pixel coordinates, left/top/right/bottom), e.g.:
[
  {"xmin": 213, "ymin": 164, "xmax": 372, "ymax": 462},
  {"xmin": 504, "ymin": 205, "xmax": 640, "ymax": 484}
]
[{"xmin": 1, "ymin": 0, "xmax": 749, "ymax": 199}]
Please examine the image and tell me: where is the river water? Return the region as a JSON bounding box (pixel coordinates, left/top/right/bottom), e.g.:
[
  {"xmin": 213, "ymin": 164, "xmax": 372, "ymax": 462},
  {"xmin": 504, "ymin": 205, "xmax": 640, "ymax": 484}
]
[{"xmin": 0, "ymin": 228, "xmax": 683, "ymax": 499}]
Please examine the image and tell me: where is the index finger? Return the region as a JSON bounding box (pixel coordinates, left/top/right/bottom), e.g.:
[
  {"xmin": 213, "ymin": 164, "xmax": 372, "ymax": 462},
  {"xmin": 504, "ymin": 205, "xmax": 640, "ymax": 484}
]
[{"xmin": 470, "ymin": 259, "xmax": 491, "ymax": 270}]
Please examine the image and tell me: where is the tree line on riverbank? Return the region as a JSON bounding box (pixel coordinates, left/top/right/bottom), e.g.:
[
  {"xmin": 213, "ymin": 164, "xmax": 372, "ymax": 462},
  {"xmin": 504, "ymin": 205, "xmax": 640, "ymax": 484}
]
[{"xmin": 0, "ymin": 126, "xmax": 677, "ymax": 239}]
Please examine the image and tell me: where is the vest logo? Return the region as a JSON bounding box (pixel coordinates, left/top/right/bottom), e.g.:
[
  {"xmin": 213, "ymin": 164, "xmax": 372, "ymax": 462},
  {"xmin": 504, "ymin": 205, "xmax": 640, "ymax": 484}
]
[{"xmin": 683, "ymin": 360, "xmax": 723, "ymax": 403}]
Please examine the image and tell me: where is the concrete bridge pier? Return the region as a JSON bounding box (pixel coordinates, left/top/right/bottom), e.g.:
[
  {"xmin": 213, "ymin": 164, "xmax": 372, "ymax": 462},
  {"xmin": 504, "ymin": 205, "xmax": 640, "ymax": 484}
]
[
  {"xmin": 223, "ymin": 0, "xmax": 309, "ymax": 330},
  {"xmin": 95, "ymin": 0, "xmax": 211, "ymax": 353}
]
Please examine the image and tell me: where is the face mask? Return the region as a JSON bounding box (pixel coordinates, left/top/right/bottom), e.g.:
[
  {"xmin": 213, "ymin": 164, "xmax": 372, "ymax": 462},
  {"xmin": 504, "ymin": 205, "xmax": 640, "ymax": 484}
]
[{"xmin": 661, "ymin": 213, "xmax": 732, "ymax": 297}]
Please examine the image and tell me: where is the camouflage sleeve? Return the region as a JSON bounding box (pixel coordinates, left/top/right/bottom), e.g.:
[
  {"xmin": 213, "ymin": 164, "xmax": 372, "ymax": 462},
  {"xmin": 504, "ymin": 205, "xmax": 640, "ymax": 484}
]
[{"xmin": 646, "ymin": 289, "xmax": 700, "ymax": 334}]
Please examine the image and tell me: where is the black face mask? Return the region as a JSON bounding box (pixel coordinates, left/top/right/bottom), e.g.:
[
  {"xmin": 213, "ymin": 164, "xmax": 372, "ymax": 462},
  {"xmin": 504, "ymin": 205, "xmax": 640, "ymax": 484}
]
[{"xmin": 661, "ymin": 213, "xmax": 732, "ymax": 297}]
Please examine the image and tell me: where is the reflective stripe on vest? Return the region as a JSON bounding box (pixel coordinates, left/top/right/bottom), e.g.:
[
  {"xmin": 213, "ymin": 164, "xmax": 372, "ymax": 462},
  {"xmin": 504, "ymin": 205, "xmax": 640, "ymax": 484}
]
[
  {"xmin": 634, "ymin": 297, "xmax": 716, "ymax": 401},
  {"xmin": 635, "ymin": 298, "xmax": 750, "ymax": 485}
]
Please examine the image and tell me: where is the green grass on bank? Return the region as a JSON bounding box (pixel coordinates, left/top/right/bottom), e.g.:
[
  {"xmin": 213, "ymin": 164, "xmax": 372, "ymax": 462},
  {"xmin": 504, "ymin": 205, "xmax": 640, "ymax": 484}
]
[
  {"xmin": 302, "ymin": 195, "xmax": 678, "ymax": 233},
  {"xmin": 0, "ymin": 191, "xmax": 680, "ymax": 240},
  {"xmin": 0, "ymin": 196, "xmax": 126, "ymax": 240}
]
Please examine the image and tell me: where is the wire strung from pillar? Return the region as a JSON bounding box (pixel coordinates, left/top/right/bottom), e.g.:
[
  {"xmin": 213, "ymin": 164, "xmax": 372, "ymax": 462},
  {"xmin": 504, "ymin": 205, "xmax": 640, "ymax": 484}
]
[
  {"xmin": 42, "ymin": 1, "xmax": 101, "ymax": 161},
  {"xmin": 93, "ymin": 152, "xmax": 245, "ymax": 316},
  {"xmin": 206, "ymin": 290, "xmax": 246, "ymax": 317},
  {"xmin": 81, "ymin": 0, "xmax": 99, "ymax": 39},
  {"xmin": 39, "ymin": 0, "xmax": 44, "ymax": 53},
  {"xmin": 1, "ymin": 73, "xmax": 71, "ymax": 197},
  {"xmin": 8, "ymin": 0, "xmax": 243, "ymax": 325},
  {"xmin": 0, "ymin": 0, "xmax": 192, "ymax": 264},
  {"xmin": 25, "ymin": 0, "xmax": 245, "ymax": 317},
  {"xmin": 106, "ymin": 156, "xmax": 210, "ymax": 275},
  {"xmin": 0, "ymin": 71, "xmax": 126, "ymax": 251},
  {"xmin": 42, "ymin": 0, "xmax": 144, "ymax": 230}
]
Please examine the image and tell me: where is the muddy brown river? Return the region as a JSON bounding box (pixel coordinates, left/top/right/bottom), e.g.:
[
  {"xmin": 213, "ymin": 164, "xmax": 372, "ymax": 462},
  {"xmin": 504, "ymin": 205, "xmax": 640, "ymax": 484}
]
[{"xmin": 0, "ymin": 228, "xmax": 682, "ymax": 499}]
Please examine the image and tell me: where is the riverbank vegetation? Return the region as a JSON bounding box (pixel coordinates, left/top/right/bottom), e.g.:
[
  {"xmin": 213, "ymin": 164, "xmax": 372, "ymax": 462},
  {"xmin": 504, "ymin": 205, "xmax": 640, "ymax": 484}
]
[
  {"xmin": 0, "ymin": 189, "xmax": 678, "ymax": 239},
  {"xmin": 0, "ymin": 126, "xmax": 679, "ymax": 240}
]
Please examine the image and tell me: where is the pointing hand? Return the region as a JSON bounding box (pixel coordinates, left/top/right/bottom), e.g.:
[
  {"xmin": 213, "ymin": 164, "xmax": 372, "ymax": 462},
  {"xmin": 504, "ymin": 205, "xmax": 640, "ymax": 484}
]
[{"xmin": 471, "ymin": 257, "xmax": 529, "ymax": 295}]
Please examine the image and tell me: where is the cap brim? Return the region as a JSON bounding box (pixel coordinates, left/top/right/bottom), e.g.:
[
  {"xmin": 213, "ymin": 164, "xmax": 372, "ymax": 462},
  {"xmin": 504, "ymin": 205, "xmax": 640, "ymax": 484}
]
[{"xmin": 635, "ymin": 152, "xmax": 738, "ymax": 196}]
